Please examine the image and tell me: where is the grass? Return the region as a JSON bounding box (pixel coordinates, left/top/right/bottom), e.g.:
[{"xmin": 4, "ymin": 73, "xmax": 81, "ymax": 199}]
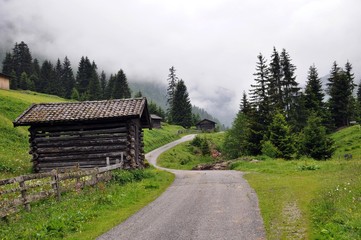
[
  {"xmin": 0, "ymin": 167, "xmax": 174, "ymax": 239},
  {"xmin": 143, "ymin": 123, "xmax": 185, "ymax": 153},
  {"xmin": 230, "ymin": 156, "xmax": 361, "ymax": 239},
  {"xmin": 157, "ymin": 132, "xmax": 225, "ymax": 169},
  {"xmin": 0, "ymin": 89, "xmax": 69, "ymax": 178}
]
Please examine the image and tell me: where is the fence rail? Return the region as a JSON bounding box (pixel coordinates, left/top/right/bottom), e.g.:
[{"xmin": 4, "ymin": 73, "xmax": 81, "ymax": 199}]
[{"xmin": 0, "ymin": 159, "xmax": 124, "ymax": 218}]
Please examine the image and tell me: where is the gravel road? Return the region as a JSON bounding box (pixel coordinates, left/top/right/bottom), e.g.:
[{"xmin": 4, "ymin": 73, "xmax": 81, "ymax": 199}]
[{"xmin": 97, "ymin": 135, "xmax": 265, "ymax": 240}]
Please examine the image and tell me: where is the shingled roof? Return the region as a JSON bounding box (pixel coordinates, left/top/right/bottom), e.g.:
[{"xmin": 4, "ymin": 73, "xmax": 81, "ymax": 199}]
[{"xmin": 13, "ymin": 97, "xmax": 151, "ymax": 128}]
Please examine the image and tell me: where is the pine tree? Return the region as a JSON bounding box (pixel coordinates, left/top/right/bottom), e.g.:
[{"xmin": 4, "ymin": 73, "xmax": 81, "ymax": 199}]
[
  {"xmin": 52, "ymin": 59, "xmax": 65, "ymax": 96},
  {"xmin": 76, "ymin": 56, "xmax": 93, "ymax": 96},
  {"xmin": 100, "ymin": 71, "xmax": 107, "ymax": 99},
  {"xmin": 327, "ymin": 61, "xmax": 355, "ymax": 128},
  {"xmin": 171, "ymin": 79, "xmax": 192, "ymax": 128},
  {"xmin": 280, "ymin": 49, "xmax": 300, "ymax": 122},
  {"xmin": 2, "ymin": 52, "xmax": 13, "ymax": 76},
  {"xmin": 304, "ymin": 64, "xmax": 324, "ymax": 114},
  {"xmin": 12, "ymin": 41, "xmax": 33, "ymax": 87},
  {"xmin": 240, "ymin": 91, "xmax": 252, "ymax": 115},
  {"xmin": 300, "ymin": 113, "xmax": 335, "ymax": 160},
  {"xmin": 223, "ymin": 111, "xmax": 251, "ymax": 158},
  {"xmin": 268, "ymin": 47, "xmax": 283, "ymax": 112},
  {"xmin": 112, "ymin": 70, "xmax": 131, "ymax": 99},
  {"xmin": 39, "ymin": 60, "xmax": 55, "ymax": 93},
  {"xmin": 267, "ymin": 112, "xmax": 295, "ymax": 159},
  {"xmin": 166, "ymin": 66, "xmax": 178, "ymax": 121},
  {"xmin": 31, "ymin": 58, "xmax": 41, "ymax": 91},
  {"xmin": 62, "ymin": 57, "xmax": 75, "ymax": 98},
  {"xmin": 105, "ymin": 74, "xmax": 115, "ymax": 99},
  {"xmin": 249, "ymin": 53, "xmax": 270, "ymax": 126},
  {"xmin": 19, "ymin": 72, "xmax": 29, "ymax": 90},
  {"xmin": 87, "ymin": 62, "xmax": 102, "ymax": 100}
]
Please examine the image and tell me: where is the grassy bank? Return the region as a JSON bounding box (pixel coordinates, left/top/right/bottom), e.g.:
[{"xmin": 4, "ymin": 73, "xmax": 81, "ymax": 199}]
[
  {"xmin": 0, "ymin": 90, "xmax": 68, "ymax": 178},
  {"xmin": 143, "ymin": 123, "xmax": 185, "ymax": 153},
  {"xmin": 157, "ymin": 132, "xmax": 224, "ymax": 169},
  {"xmin": 0, "ymin": 167, "xmax": 174, "ymax": 239}
]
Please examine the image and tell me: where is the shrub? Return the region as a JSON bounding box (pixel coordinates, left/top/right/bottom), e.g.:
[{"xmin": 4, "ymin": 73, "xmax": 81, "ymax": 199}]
[{"xmin": 261, "ymin": 140, "xmax": 281, "ymax": 158}]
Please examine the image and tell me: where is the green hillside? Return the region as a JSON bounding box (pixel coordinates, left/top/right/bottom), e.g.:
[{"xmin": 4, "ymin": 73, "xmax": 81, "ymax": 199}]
[
  {"xmin": 0, "ymin": 89, "xmax": 69, "ymax": 178},
  {"xmin": 331, "ymin": 125, "xmax": 361, "ymax": 159},
  {"xmin": 0, "ymin": 89, "xmax": 186, "ymax": 178}
]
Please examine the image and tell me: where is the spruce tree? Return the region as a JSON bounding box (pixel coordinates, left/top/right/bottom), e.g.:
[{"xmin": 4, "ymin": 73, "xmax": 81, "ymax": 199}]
[
  {"xmin": 267, "ymin": 112, "xmax": 295, "ymax": 159},
  {"xmin": 12, "ymin": 41, "xmax": 33, "ymax": 86},
  {"xmin": 112, "ymin": 70, "xmax": 131, "ymax": 99},
  {"xmin": 2, "ymin": 52, "xmax": 13, "ymax": 76},
  {"xmin": 249, "ymin": 53, "xmax": 270, "ymax": 127},
  {"xmin": 87, "ymin": 62, "xmax": 102, "ymax": 100},
  {"xmin": 100, "ymin": 71, "xmax": 107, "ymax": 99},
  {"xmin": 280, "ymin": 49, "xmax": 300, "ymax": 122},
  {"xmin": 76, "ymin": 56, "xmax": 93, "ymax": 96},
  {"xmin": 304, "ymin": 64, "xmax": 324, "ymax": 114},
  {"xmin": 327, "ymin": 61, "xmax": 355, "ymax": 128},
  {"xmin": 300, "ymin": 113, "xmax": 335, "ymax": 160},
  {"xmin": 53, "ymin": 59, "xmax": 65, "ymax": 96},
  {"xmin": 39, "ymin": 60, "xmax": 55, "ymax": 93},
  {"xmin": 171, "ymin": 79, "xmax": 192, "ymax": 128},
  {"xmin": 62, "ymin": 57, "xmax": 75, "ymax": 98},
  {"xmin": 31, "ymin": 58, "xmax": 41, "ymax": 91},
  {"xmin": 268, "ymin": 47, "xmax": 283, "ymax": 112},
  {"xmin": 166, "ymin": 66, "xmax": 178, "ymax": 121}
]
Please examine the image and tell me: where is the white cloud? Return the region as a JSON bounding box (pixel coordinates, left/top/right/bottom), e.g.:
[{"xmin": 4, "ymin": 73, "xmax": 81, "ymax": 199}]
[{"xmin": 1, "ymin": 0, "xmax": 360, "ymax": 126}]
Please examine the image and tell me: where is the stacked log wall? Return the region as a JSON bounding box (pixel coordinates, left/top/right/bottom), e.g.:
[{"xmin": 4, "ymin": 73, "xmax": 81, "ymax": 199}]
[{"xmin": 29, "ymin": 121, "xmax": 139, "ymax": 172}]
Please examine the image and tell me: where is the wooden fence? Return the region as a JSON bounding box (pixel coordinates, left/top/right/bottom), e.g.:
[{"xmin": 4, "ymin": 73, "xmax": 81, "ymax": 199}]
[{"xmin": 0, "ymin": 158, "xmax": 124, "ymax": 218}]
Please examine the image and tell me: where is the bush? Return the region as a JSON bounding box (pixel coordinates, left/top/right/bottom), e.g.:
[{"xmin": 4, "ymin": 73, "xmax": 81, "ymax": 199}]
[
  {"xmin": 190, "ymin": 135, "xmax": 202, "ymax": 147},
  {"xmin": 261, "ymin": 140, "xmax": 281, "ymax": 158},
  {"xmin": 111, "ymin": 169, "xmax": 154, "ymax": 185}
]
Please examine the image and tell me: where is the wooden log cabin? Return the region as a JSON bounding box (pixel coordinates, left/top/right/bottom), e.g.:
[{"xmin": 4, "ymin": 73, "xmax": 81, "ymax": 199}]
[
  {"xmin": 196, "ymin": 119, "xmax": 216, "ymax": 131},
  {"xmin": 13, "ymin": 98, "xmax": 152, "ymax": 172}
]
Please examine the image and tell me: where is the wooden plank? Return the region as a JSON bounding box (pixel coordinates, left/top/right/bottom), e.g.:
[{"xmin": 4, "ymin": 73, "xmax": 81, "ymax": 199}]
[
  {"xmin": 34, "ymin": 127, "xmax": 127, "ymax": 137},
  {"xmin": 33, "ymin": 132, "xmax": 128, "ymax": 143},
  {"xmin": 37, "ymin": 151, "xmax": 126, "ymax": 162},
  {"xmin": 36, "ymin": 145, "xmax": 127, "ymax": 154},
  {"xmin": 31, "ymin": 122, "xmax": 127, "ymax": 132},
  {"xmin": 35, "ymin": 138, "xmax": 129, "ymax": 148}
]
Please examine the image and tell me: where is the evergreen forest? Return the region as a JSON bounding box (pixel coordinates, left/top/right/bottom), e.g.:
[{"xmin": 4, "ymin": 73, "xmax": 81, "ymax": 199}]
[
  {"xmin": 224, "ymin": 47, "xmax": 360, "ymax": 160},
  {"xmin": 1, "ymin": 41, "xmax": 220, "ymax": 128}
]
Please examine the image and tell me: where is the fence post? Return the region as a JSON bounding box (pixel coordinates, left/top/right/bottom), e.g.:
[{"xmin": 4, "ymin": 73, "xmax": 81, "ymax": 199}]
[
  {"xmin": 106, "ymin": 157, "xmax": 110, "ymax": 166},
  {"xmin": 51, "ymin": 170, "xmax": 61, "ymax": 201},
  {"xmin": 19, "ymin": 177, "xmax": 30, "ymax": 211}
]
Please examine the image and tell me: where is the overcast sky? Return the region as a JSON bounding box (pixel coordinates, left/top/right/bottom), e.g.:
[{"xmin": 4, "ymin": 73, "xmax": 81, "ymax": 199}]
[{"xmin": 1, "ymin": 0, "xmax": 361, "ymax": 126}]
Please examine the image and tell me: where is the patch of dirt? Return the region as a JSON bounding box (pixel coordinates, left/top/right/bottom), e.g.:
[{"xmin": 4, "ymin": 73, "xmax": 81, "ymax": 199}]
[{"xmin": 278, "ymin": 202, "xmax": 307, "ymax": 239}]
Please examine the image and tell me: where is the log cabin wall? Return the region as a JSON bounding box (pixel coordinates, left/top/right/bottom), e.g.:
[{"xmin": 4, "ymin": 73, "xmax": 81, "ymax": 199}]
[{"xmin": 29, "ymin": 120, "xmax": 144, "ymax": 172}]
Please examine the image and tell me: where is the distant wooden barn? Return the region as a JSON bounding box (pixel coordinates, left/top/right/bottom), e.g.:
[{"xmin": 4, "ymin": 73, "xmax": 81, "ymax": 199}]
[
  {"xmin": 150, "ymin": 114, "xmax": 162, "ymax": 129},
  {"xmin": 0, "ymin": 72, "xmax": 10, "ymax": 90},
  {"xmin": 196, "ymin": 119, "xmax": 216, "ymax": 131},
  {"xmin": 13, "ymin": 98, "xmax": 151, "ymax": 172}
]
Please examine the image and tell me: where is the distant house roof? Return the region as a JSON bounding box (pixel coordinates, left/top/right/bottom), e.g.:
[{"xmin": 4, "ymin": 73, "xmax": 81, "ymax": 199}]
[
  {"xmin": 13, "ymin": 97, "xmax": 151, "ymax": 128},
  {"xmin": 0, "ymin": 72, "xmax": 11, "ymax": 78},
  {"xmin": 150, "ymin": 114, "xmax": 162, "ymax": 120},
  {"xmin": 196, "ymin": 119, "xmax": 216, "ymax": 125}
]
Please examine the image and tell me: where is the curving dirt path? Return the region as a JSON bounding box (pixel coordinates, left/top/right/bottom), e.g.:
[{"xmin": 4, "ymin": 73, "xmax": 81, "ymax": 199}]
[{"xmin": 97, "ymin": 135, "xmax": 265, "ymax": 240}]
